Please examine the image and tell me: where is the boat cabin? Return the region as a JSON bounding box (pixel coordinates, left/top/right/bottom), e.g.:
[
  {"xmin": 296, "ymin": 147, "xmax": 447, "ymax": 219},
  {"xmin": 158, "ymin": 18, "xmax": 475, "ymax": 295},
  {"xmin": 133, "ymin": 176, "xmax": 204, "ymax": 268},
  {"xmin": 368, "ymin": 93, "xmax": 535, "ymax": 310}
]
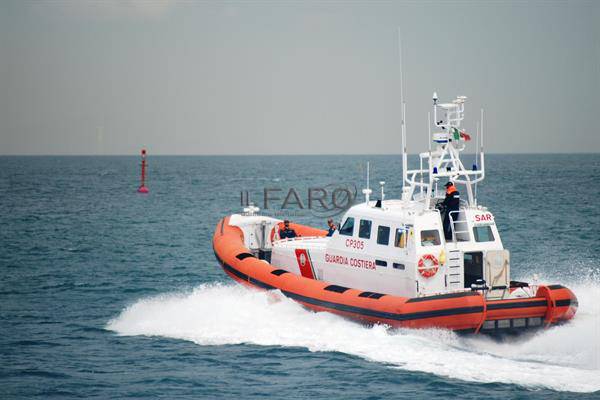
[
  {"xmin": 269, "ymin": 198, "xmax": 508, "ymax": 299},
  {"xmin": 238, "ymin": 93, "xmax": 512, "ymax": 300}
]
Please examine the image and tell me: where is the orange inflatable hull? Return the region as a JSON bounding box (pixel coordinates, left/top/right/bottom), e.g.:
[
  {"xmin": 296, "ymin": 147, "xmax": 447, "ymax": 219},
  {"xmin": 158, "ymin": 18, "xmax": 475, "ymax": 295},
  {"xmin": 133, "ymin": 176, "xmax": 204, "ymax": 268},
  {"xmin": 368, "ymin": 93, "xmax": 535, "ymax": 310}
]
[{"xmin": 213, "ymin": 217, "xmax": 578, "ymax": 334}]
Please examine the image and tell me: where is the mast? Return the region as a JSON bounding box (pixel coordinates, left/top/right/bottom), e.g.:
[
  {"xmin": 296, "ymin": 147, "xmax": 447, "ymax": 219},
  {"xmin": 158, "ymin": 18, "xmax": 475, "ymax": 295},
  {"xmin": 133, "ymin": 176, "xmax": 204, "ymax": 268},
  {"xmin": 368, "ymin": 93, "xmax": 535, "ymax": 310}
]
[
  {"xmin": 403, "ymin": 93, "xmax": 486, "ymax": 209},
  {"xmin": 362, "ymin": 162, "xmax": 372, "ymax": 203},
  {"xmin": 398, "ymin": 29, "xmax": 408, "ymax": 191}
]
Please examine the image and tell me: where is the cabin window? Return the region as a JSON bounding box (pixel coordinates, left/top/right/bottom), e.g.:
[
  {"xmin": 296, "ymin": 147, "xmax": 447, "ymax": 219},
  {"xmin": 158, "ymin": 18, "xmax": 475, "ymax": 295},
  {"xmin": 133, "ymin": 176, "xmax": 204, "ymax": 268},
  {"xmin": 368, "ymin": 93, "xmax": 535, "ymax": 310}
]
[
  {"xmin": 420, "ymin": 230, "xmax": 441, "ymax": 246},
  {"xmin": 359, "ymin": 219, "xmax": 372, "ymax": 239},
  {"xmin": 339, "ymin": 217, "xmax": 355, "ymax": 236},
  {"xmin": 395, "ymin": 228, "xmax": 407, "ymax": 248},
  {"xmin": 377, "ymin": 226, "xmax": 390, "ymax": 245},
  {"xmin": 473, "ymin": 226, "xmax": 494, "ymax": 242}
]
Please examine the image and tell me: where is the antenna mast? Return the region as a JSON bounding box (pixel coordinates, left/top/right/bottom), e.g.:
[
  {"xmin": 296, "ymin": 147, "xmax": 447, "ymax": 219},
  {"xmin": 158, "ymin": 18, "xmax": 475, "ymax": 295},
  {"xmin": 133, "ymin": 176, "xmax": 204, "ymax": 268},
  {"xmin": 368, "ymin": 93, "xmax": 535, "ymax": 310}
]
[
  {"xmin": 401, "ymin": 93, "xmax": 487, "ymax": 209},
  {"xmin": 398, "ymin": 29, "xmax": 408, "ymax": 191},
  {"xmin": 362, "ymin": 162, "xmax": 372, "ymax": 203}
]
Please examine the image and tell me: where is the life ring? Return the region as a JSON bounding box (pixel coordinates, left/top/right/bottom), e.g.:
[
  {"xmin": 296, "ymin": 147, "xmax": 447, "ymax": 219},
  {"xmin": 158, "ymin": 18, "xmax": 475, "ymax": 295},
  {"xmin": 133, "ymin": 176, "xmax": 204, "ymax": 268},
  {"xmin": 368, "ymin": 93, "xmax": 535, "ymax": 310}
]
[{"xmin": 418, "ymin": 254, "xmax": 439, "ymax": 278}]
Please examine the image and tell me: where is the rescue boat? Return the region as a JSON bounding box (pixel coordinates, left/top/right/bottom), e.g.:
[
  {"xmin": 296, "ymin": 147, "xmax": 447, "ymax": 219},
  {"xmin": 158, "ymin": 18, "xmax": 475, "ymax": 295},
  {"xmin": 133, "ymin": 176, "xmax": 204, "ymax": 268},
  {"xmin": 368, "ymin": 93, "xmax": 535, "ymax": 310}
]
[{"xmin": 212, "ymin": 93, "xmax": 578, "ymax": 334}]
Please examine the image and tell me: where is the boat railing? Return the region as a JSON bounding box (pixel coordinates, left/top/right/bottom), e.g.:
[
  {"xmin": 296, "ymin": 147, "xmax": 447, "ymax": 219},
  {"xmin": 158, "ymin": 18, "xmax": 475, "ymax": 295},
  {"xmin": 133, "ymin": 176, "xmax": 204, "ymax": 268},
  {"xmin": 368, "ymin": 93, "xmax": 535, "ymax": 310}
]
[
  {"xmin": 449, "ymin": 210, "xmax": 470, "ymax": 244},
  {"xmin": 272, "ymin": 236, "xmax": 328, "ymax": 247}
]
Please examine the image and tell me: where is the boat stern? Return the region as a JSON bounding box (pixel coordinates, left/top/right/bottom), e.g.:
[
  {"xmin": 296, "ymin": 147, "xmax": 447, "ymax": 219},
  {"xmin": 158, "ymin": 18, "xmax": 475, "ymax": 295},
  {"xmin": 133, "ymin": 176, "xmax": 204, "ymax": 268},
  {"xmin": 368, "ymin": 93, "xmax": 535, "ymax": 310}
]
[
  {"xmin": 479, "ymin": 283, "xmax": 578, "ymax": 334},
  {"xmin": 536, "ymin": 284, "xmax": 579, "ymax": 325}
]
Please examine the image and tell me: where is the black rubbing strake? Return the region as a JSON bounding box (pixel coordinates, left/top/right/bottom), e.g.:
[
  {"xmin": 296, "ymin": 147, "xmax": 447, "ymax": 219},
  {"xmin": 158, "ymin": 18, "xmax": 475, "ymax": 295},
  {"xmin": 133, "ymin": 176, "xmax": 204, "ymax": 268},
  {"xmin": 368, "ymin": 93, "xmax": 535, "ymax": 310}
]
[
  {"xmin": 556, "ymin": 299, "xmax": 577, "ymax": 307},
  {"xmin": 222, "ymin": 262, "xmax": 248, "ymax": 281},
  {"xmin": 283, "ymin": 290, "xmax": 484, "ymax": 322},
  {"xmin": 486, "ymin": 300, "xmax": 547, "ymax": 310},
  {"xmin": 406, "ymin": 291, "xmax": 478, "ymax": 303},
  {"xmin": 249, "ymin": 277, "xmax": 276, "ymax": 290}
]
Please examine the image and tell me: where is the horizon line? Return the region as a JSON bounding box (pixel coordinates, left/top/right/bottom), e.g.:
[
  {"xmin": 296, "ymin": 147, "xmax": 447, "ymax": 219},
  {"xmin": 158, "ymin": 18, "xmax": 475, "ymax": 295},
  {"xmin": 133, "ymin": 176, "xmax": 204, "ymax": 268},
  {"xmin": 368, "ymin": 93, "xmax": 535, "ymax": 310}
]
[{"xmin": 0, "ymin": 151, "xmax": 599, "ymax": 157}]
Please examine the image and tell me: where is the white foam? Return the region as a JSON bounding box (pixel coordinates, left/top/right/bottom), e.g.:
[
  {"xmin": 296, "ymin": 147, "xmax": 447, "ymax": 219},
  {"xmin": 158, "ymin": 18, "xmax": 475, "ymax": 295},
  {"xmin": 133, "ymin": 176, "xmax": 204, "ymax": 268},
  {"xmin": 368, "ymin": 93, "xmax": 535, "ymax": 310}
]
[{"xmin": 107, "ymin": 281, "xmax": 600, "ymax": 393}]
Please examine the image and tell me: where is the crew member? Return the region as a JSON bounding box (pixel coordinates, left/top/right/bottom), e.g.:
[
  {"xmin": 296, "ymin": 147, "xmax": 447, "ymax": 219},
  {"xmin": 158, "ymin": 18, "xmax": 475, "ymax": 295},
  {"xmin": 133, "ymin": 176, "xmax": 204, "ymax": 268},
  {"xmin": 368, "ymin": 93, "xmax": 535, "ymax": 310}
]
[
  {"xmin": 279, "ymin": 220, "xmax": 297, "ymax": 239},
  {"xmin": 326, "ymin": 218, "xmax": 337, "ymax": 237},
  {"xmin": 441, "ymin": 181, "xmax": 460, "ymax": 240}
]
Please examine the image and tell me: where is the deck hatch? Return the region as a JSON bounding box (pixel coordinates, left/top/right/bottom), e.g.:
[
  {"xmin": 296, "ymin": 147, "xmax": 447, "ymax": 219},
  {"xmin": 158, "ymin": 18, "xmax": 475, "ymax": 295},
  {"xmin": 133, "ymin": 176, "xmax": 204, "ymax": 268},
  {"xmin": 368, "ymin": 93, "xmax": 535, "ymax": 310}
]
[
  {"xmin": 358, "ymin": 291, "xmax": 386, "ymax": 299},
  {"xmin": 236, "ymin": 252, "xmax": 255, "ymax": 260},
  {"xmin": 324, "ymin": 285, "xmax": 350, "ymax": 294},
  {"xmin": 271, "ymin": 269, "xmax": 289, "ymax": 276}
]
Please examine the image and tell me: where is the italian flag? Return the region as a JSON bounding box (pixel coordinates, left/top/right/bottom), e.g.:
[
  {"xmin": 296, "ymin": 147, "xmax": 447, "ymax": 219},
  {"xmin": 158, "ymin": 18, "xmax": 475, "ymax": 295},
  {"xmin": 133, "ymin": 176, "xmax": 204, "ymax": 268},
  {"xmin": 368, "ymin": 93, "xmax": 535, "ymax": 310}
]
[{"xmin": 452, "ymin": 128, "xmax": 471, "ymax": 141}]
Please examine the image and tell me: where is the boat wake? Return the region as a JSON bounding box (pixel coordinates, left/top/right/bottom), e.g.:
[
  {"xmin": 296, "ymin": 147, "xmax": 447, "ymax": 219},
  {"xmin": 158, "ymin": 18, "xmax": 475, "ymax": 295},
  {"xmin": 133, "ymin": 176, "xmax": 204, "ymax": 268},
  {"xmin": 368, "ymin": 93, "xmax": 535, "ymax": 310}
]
[{"xmin": 107, "ymin": 279, "xmax": 600, "ymax": 393}]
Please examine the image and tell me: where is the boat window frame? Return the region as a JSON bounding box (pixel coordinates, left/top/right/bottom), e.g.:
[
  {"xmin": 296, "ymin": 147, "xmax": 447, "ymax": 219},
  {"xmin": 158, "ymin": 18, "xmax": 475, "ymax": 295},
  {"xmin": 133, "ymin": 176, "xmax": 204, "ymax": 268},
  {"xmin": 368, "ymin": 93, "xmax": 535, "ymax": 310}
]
[
  {"xmin": 473, "ymin": 225, "xmax": 495, "ymax": 242},
  {"xmin": 377, "ymin": 225, "xmax": 390, "ymax": 245},
  {"xmin": 420, "ymin": 229, "xmax": 441, "ymax": 246},
  {"xmin": 358, "ymin": 219, "xmax": 372, "ymax": 239},
  {"xmin": 394, "ymin": 227, "xmax": 407, "ymax": 248},
  {"xmin": 339, "ymin": 217, "xmax": 355, "ymax": 236}
]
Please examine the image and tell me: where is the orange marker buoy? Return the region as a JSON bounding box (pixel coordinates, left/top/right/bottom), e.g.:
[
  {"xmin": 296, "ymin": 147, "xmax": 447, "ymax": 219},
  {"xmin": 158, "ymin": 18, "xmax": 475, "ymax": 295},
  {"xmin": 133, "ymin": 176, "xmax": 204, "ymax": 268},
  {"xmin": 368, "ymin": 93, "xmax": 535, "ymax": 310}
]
[{"xmin": 137, "ymin": 149, "xmax": 149, "ymax": 193}]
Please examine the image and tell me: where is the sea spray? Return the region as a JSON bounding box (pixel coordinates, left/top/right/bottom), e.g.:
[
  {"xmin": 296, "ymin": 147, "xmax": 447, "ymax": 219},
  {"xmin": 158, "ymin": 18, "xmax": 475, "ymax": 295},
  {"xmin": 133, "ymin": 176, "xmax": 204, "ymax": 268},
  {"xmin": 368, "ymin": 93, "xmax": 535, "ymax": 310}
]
[{"xmin": 107, "ymin": 281, "xmax": 600, "ymax": 393}]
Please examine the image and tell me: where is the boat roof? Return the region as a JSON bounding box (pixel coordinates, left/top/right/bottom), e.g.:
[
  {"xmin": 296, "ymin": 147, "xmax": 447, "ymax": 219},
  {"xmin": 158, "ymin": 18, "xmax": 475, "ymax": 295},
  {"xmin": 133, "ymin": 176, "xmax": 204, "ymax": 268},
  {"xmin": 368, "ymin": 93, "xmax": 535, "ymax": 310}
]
[{"xmin": 343, "ymin": 200, "xmax": 433, "ymax": 223}]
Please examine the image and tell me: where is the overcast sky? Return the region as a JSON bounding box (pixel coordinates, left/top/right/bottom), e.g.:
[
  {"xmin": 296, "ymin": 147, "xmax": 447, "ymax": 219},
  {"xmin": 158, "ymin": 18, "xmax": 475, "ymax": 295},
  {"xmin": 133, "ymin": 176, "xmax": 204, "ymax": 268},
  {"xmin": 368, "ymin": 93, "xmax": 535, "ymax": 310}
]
[{"xmin": 1, "ymin": 0, "xmax": 598, "ymax": 155}]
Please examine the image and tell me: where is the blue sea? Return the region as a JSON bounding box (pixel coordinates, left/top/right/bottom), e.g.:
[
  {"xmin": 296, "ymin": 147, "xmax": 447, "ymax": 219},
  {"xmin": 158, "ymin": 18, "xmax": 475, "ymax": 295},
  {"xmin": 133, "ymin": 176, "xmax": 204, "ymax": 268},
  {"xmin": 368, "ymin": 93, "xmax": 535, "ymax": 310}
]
[{"xmin": 1, "ymin": 154, "xmax": 599, "ymax": 399}]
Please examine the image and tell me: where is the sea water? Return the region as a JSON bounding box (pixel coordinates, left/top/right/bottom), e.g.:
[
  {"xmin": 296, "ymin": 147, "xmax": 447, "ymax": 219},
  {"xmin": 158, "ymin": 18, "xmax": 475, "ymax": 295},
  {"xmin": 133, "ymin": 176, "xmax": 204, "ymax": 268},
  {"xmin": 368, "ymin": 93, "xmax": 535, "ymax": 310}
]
[{"xmin": 1, "ymin": 154, "xmax": 599, "ymax": 398}]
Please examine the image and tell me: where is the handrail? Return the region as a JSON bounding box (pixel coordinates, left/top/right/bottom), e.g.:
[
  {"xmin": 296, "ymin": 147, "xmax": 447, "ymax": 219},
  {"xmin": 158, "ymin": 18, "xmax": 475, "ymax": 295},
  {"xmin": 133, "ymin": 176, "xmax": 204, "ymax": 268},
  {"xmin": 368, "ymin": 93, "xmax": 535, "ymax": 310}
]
[
  {"xmin": 272, "ymin": 236, "xmax": 326, "ymax": 245},
  {"xmin": 448, "ymin": 210, "xmax": 469, "ymax": 244}
]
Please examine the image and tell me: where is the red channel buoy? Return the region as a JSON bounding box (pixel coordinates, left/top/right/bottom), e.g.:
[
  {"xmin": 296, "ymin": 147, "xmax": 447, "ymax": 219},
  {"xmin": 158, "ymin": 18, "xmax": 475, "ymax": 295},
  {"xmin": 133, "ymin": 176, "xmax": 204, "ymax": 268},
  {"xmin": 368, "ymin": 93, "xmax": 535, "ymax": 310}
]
[{"xmin": 137, "ymin": 149, "xmax": 149, "ymax": 193}]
